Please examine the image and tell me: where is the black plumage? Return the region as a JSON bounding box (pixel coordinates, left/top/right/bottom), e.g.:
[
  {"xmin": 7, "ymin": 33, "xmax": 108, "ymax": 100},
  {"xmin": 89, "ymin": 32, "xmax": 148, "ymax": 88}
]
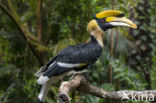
[
  {"xmin": 42, "ymin": 36, "xmax": 102, "ymax": 78},
  {"xmin": 36, "ymin": 10, "xmax": 138, "ymax": 103}
]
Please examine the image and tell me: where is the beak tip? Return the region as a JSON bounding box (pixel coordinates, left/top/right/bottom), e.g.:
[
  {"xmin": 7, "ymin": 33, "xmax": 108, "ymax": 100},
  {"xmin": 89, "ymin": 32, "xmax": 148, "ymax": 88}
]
[
  {"xmin": 134, "ymin": 26, "xmax": 138, "ymax": 29},
  {"xmin": 132, "ymin": 24, "xmax": 137, "ymax": 29}
]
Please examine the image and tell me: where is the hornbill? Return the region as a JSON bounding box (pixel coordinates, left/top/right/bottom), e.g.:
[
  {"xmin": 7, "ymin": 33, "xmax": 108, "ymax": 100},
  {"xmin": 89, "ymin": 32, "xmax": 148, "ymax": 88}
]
[{"xmin": 36, "ymin": 10, "xmax": 137, "ymax": 103}]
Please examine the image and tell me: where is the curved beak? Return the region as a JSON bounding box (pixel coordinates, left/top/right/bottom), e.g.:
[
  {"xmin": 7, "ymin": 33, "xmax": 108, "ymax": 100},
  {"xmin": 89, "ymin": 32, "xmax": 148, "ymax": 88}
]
[{"xmin": 106, "ymin": 17, "xmax": 137, "ymax": 29}]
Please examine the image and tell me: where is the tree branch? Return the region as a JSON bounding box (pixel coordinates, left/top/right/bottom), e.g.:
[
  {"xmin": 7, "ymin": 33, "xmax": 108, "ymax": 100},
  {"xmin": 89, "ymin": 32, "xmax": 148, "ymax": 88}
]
[
  {"xmin": 37, "ymin": 0, "xmax": 42, "ymax": 42},
  {"xmin": 0, "ymin": 2, "xmax": 44, "ymax": 65},
  {"xmin": 7, "ymin": 0, "xmax": 38, "ymax": 42},
  {"xmin": 57, "ymin": 75, "xmax": 156, "ymax": 103},
  {"xmin": 0, "ymin": 1, "xmax": 53, "ymax": 65},
  {"xmin": 0, "ymin": 1, "xmax": 50, "ymax": 50}
]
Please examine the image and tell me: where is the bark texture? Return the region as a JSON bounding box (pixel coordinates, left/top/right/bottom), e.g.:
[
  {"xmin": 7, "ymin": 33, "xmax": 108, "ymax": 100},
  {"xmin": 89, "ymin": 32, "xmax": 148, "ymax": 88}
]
[{"xmin": 57, "ymin": 75, "xmax": 156, "ymax": 103}]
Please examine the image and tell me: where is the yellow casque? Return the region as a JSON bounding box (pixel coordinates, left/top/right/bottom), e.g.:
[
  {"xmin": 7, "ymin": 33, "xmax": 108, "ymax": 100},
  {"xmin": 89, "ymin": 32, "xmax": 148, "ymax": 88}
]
[{"xmin": 96, "ymin": 10, "xmax": 124, "ymax": 19}]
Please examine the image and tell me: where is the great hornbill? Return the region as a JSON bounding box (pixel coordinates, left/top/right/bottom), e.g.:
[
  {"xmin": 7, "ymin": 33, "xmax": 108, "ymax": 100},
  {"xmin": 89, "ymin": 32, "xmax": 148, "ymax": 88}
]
[{"xmin": 36, "ymin": 10, "xmax": 137, "ymax": 103}]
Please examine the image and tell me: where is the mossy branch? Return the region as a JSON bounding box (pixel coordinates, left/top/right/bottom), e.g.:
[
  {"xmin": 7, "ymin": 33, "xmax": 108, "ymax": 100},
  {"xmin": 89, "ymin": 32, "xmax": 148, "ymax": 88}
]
[{"xmin": 0, "ymin": 1, "xmax": 51, "ymax": 65}]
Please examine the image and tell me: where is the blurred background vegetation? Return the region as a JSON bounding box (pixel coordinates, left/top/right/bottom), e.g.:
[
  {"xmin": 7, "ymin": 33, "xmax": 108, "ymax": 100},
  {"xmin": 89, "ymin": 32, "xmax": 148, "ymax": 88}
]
[{"xmin": 0, "ymin": 0, "xmax": 155, "ymax": 103}]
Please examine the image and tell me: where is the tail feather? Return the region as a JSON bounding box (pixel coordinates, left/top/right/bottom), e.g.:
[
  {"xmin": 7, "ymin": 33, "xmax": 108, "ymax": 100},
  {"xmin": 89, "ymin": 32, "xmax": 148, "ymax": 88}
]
[
  {"xmin": 36, "ymin": 98, "xmax": 43, "ymax": 103},
  {"xmin": 37, "ymin": 81, "xmax": 51, "ymax": 103},
  {"xmin": 37, "ymin": 75, "xmax": 49, "ymax": 85}
]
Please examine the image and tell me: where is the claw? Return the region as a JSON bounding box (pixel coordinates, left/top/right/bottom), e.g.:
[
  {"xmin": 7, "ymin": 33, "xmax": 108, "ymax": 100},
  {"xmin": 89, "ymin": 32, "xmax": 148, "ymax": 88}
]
[{"xmin": 70, "ymin": 70, "xmax": 88, "ymax": 80}]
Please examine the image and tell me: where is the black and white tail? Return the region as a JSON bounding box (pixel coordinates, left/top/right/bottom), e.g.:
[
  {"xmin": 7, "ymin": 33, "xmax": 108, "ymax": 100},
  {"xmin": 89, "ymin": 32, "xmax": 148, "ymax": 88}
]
[{"xmin": 36, "ymin": 81, "xmax": 51, "ymax": 103}]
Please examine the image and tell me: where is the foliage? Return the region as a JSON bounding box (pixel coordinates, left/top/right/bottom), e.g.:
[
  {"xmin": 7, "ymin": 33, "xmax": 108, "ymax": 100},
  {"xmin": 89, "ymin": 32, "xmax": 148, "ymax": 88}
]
[{"xmin": 0, "ymin": 0, "xmax": 155, "ymax": 103}]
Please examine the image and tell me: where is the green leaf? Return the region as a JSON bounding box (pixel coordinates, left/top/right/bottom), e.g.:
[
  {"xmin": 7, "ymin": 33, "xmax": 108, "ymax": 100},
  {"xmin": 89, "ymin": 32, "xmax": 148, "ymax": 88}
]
[{"xmin": 0, "ymin": 64, "xmax": 18, "ymax": 76}]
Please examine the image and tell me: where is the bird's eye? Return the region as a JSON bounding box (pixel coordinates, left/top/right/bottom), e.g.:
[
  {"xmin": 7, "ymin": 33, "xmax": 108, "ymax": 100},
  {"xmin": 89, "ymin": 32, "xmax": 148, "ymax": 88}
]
[
  {"xmin": 101, "ymin": 19, "xmax": 105, "ymax": 22},
  {"xmin": 101, "ymin": 18, "xmax": 106, "ymax": 23}
]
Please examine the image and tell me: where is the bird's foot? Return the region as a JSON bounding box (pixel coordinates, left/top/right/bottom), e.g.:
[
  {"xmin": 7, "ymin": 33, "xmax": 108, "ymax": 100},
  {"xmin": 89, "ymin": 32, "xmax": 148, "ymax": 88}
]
[{"xmin": 70, "ymin": 70, "xmax": 88, "ymax": 80}]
